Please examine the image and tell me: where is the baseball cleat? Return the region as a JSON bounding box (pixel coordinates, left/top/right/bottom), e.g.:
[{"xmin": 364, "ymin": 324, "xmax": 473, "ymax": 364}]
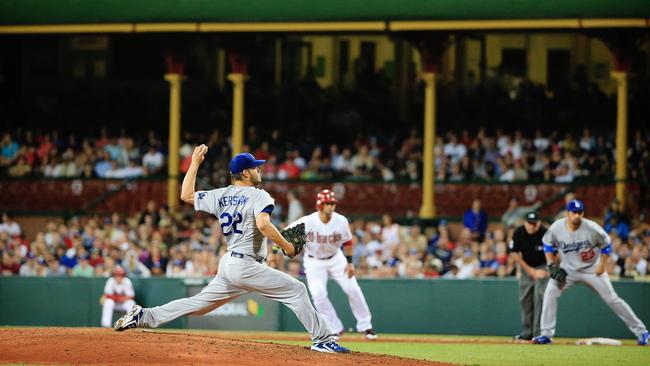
[
  {"xmin": 310, "ymin": 340, "xmax": 350, "ymax": 353},
  {"xmin": 532, "ymin": 335, "xmax": 552, "ymax": 344},
  {"xmin": 363, "ymin": 329, "xmax": 378, "ymax": 341},
  {"xmin": 114, "ymin": 305, "xmax": 143, "ymax": 331},
  {"xmin": 638, "ymin": 331, "xmax": 649, "ymax": 346},
  {"xmin": 513, "ymin": 334, "xmax": 532, "ymax": 341}
]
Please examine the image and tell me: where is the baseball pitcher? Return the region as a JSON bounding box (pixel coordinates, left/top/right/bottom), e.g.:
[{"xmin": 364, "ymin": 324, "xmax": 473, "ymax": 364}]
[
  {"xmin": 114, "ymin": 148, "xmax": 349, "ymax": 353},
  {"xmin": 532, "ymin": 199, "xmax": 649, "ymax": 346},
  {"xmin": 281, "ymin": 189, "xmax": 377, "ymax": 340}
]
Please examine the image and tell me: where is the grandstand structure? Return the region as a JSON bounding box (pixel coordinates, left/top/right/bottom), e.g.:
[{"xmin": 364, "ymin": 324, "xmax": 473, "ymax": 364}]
[{"xmin": 1, "ymin": 0, "xmax": 648, "ymax": 220}]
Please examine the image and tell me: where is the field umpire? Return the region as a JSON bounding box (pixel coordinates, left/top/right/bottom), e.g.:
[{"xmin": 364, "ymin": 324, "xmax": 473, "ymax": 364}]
[{"xmin": 508, "ymin": 211, "xmax": 548, "ymax": 341}]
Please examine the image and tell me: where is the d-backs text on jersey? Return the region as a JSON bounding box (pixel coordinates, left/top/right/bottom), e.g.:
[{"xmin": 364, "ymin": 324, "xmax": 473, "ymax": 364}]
[{"xmin": 307, "ymin": 231, "xmax": 343, "ymax": 244}]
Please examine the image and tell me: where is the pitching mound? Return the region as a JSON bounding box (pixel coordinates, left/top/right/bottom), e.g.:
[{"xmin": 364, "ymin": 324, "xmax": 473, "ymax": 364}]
[{"xmin": 0, "ymin": 328, "xmax": 456, "ymax": 365}]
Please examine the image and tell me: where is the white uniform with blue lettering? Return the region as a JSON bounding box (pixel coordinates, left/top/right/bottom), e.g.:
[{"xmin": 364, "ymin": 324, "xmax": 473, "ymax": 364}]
[
  {"xmin": 539, "ymin": 218, "xmax": 647, "ymax": 338},
  {"xmin": 139, "ymin": 185, "xmax": 332, "ymax": 343},
  {"xmin": 287, "ymin": 212, "xmax": 373, "ymax": 335}
]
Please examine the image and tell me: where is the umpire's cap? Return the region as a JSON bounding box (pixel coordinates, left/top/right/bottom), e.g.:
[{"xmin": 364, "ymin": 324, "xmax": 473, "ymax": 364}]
[{"xmin": 525, "ymin": 211, "xmax": 540, "ymax": 223}]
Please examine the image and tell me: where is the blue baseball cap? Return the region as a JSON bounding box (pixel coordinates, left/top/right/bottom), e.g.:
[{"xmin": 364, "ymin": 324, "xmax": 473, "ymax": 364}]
[
  {"xmin": 566, "ymin": 199, "xmax": 585, "ymax": 212},
  {"xmin": 229, "ymin": 153, "xmax": 265, "ymax": 174}
]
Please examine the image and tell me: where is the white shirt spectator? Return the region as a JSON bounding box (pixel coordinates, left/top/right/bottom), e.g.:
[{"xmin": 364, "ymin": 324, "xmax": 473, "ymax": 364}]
[
  {"xmin": 443, "ymin": 142, "xmax": 467, "ymax": 164},
  {"xmin": 0, "ymin": 221, "xmax": 21, "ymax": 237},
  {"xmin": 534, "ymin": 136, "xmax": 550, "ymax": 151},
  {"xmin": 381, "ymin": 223, "xmax": 400, "ymax": 260},
  {"xmin": 287, "ymin": 198, "xmax": 304, "ymax": 225},
  {"xmin": 499, "ymin": 168, "xmax": 515, "ymax": 182},
  {"xmin": 142, "ymin": 150, "xmax": 164, "ymax": 172},
  {"xmin": 454, "ymin": 255, "xmax": 479, "ymax": 279}
]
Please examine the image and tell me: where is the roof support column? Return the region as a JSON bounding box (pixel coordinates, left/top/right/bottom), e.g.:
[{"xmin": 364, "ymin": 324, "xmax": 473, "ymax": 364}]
[
  {"xmin": 227, "ymin": 51, "xmax": 249, "ymax": 156},
  {"xmin": 412, "ymin": 35, "xmax": 449, "ymax": 220},
  {"xmin": 164, "ymin": 55, "xmax": 185, "ymax": 213},
  {"xmin": 598, "ymin": 32, "xmax": 637, "ymax": 211}
]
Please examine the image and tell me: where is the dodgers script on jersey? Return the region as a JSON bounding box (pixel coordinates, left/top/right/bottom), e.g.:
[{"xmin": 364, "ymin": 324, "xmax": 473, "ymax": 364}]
[
  {"xmin": 542, "ymin": 218, "xmax": 610, "ymax": 272},
  {"xmin": 195, "ymin": 186, "xmax": 274, "ymax": 260},
  {"xmin": 287, "ymin": 212, "xmax": 353, "ymax": 258}
]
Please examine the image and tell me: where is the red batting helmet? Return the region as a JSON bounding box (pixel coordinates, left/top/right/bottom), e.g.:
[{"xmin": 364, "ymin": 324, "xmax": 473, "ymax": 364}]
[
  {"xmin": 113, "ymin": 266, "xmax": 125, "ymax": 277},
  {"xmin": 316, "ymin": 189, "xmax": 338, "ymax": 210}
]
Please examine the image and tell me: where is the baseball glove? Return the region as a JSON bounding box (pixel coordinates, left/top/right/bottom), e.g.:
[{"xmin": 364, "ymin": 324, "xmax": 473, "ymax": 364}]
[
  {"xmin": 548, "ymin": 263, "xmax": 567, "ymax": 283},
  {"xmin": 280, "ymin": 223, "xmax": 306, "ymax": 258}
]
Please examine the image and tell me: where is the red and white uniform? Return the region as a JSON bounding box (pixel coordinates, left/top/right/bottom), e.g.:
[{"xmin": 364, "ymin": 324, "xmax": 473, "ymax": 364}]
[
  {"xmin": 101, "ymin": 276, "xmax": 136, "ymax": 327},
  {"xmin": 287, "ymin": 211, "xmax": 373, "ymax": 334}
]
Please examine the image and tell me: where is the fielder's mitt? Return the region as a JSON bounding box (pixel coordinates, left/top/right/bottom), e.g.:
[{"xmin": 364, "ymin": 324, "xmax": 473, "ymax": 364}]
[
  {"xmin": 280, "ymin": 223, "xmax": 306, "ymax": 258},
  {"xmin": 548, "ymin": 263, "xmax": 567, "ymax": 283}
]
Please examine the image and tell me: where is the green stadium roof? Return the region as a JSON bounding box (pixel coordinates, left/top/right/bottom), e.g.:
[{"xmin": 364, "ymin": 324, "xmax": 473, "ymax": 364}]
[{"xmin": 1, "ymin": 0, "xmax": 649, "ymax": 33}]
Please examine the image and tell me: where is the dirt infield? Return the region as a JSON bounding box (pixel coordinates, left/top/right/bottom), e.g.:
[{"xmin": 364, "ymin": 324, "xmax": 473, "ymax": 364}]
[{"xmin": 0, "ymin": 328, "xmax": 458, "ymax": 365}]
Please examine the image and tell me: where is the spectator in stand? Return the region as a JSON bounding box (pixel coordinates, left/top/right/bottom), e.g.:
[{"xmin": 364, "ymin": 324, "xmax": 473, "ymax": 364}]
[
  {"xmin": 0, "ymin": 213, "xmax": 22, "ymax": 237},
  {"xmin": 333, "ymin": 147, "xmax": 354, "ymax": 174},
  {"xmin": 464, "ymin": 199, "xmax": 488, "ymax": 241},
  {"xmin": 94, "ymin": 151, "xmax": 113, "ymax": 178},
  {"xmin": 380, "ymin": 214, "xmax": 400, "ymax": 260},
  {"xmin": 0, "ymin": 133, "xmax": 19, "ymax": 167},
  {"xmin": 604, "ymin": 199, "xmax": 630, "ymax": 242},
  {"xmin": 476, "ymin": 244, "xmax": 499, "ymax": 277},
  {"xmin": 142, "ymin": 144, "xmax": 164, "ymax": 174},
  {"xmin": 454, "ymin": 249, "xmax": 479, "ymax": 279},
  {"xmin": 277, "ymin": 153, "xmax": 301, "ymax": 180},
  {"xmin": 443, "ymin": 132, "xmax": 467, "ymax": 164},
  {"xmin": 402, "ymin": 225, "xmax": 427, "ymax": 258},
  {"xmin": 351, "ymin": 145, "xmax": 374, "ymax": 176},
  {"xmin": 72, "ymin": 255, "xmax": 95, "ymax": 277},
  {"xmin": 286, "ymin": 190, "xmax": 304, "ymax": 224},
  {"xmin": 501, "ymin": 198, "xmax": 542, "ymax": 230}
]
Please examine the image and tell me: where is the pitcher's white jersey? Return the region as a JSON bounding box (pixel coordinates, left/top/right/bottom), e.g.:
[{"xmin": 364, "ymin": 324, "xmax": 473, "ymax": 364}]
[
  {"xmin": 195, "ymin": 185, "xmax": 274, "ymax": 260},
  {"xmin": 288, "ymin": 212, "xmax": 353, "ymax": 259},
  {"xmin": 542, "ymin": 218, "xmax": 611, "ymax": 273}
]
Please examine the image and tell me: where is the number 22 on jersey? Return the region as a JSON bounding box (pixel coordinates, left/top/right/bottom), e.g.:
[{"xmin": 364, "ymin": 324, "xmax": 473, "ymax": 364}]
[{"xmin": 220, "ymin": 212, "xmax": 243, "ymax": 236}]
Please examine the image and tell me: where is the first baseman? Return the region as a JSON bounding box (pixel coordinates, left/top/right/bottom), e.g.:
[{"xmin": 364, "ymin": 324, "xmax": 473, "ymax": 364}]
[
  {"xmin": 282, "ymin": 189, "xmax": 377, "ymax": 340},
  {"xmin": 532, "ymin": 199, "xmax": 649, "ymax": 346},
  {"xmin": 114, "ymin": 148, "xmax": 349, "ymax": 353}
]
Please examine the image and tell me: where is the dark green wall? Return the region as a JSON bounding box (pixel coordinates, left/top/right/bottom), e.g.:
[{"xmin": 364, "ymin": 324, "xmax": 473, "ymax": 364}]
[
  {"xmin": 0, "ymin": 277, "xmax": 186, "ymax": 328},
  {"xmin": 2, "ymin": 277, "xmax": 648, "ymax": 338},
  {"xmin": 281, "ymin": 279, "xmax": 650, "ymax": 339}
]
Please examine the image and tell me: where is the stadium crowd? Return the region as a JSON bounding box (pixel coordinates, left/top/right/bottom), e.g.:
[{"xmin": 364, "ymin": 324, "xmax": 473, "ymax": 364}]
[
  {"xmin": 1, "ymin": 193, "xmax": 649, "ymax": 280},
  {"xmin": 1, "ymin": 127, "xmax": 650, "ymax": 188}
]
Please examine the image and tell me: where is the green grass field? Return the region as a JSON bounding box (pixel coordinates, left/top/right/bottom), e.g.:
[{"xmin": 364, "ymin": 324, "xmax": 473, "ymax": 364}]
[
  {"xmin": 151, "ymin": 329, "xmax": 649, "ymax": 366},
  {"xmin": 249, "ymin": 332, "xmax": 648, "ymax": 366}
]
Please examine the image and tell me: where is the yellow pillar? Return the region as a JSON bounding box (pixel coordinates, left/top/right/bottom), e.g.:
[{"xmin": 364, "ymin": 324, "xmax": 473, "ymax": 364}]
[
  {"xmin": 164, "ymin": 73, "xmax": 182, "ymax": 213},
  {"xmin": 228, "ymin": 73, "xmax": 246, "ymax": 156},
  {"xmin": 419, "ymin": 72, "xmax": 436, "ymax": 218},
  {"xmin": 612, "ymin": 71, "xmax": 628, "ymax": 210}
]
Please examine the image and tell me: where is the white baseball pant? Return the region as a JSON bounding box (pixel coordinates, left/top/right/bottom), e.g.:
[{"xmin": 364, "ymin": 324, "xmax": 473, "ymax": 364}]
[
  {"xmin": 304, "ymin": 251, "xmax": 373, "ymax": 334},
  {"xmin": 138, "ymin": 253, "xmax": 332, "ymax": 343},
  {"xmin": 102, "ymin": 298, "xmax": 136, "ymax": 328},
  {"xmin": 540, "ymin": 269, "xmax": 647, "ymax": 338}
]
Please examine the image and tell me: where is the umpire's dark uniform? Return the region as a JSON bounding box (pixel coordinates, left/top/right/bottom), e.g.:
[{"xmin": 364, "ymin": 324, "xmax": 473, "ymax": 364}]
[{"xmin": 508, "ymin": 211, "xmax": 548, "ymax": 340}]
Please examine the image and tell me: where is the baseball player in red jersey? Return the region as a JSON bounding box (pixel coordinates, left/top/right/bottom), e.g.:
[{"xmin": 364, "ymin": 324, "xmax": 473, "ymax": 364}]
[
  {"xmin": 283, "ymin": 189, "xmax": 377, "ymax": 340},
  {"xmin": 100, "ymin": 266, "xmax": 135, "ymax": 328}
]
